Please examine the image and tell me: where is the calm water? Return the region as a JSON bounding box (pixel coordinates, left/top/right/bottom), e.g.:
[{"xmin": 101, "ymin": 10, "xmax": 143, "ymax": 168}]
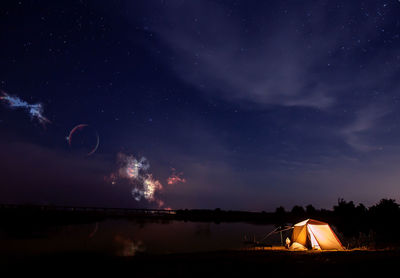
[{"xmin": 0, "ymin": 219, "xmax": 283, "ymax": 256}]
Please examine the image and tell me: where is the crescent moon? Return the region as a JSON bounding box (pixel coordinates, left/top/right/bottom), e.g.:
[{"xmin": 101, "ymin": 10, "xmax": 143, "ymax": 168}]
[
  {"xmin": 68, "ymin": 124, "xmax": 88, "ymax": 146},
  {"xmin": 68, "ymin": 124, "xmax": 99, "ymax": 156},
  {"xmin": 87, "ymin": 131, "xmax": 100, "ymax": 156}
]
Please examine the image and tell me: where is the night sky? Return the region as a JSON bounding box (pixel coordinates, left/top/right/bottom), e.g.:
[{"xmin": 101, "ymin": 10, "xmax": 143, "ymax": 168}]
[{"xmin": 1, "ymin": 0, "xmax": 400, "ymax": 211}]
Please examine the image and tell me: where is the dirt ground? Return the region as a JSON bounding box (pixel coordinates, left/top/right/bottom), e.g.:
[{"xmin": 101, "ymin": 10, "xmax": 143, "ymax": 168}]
[{"xmin": 2, "ymin": 249, "xmax": 399, "ymax": 277}]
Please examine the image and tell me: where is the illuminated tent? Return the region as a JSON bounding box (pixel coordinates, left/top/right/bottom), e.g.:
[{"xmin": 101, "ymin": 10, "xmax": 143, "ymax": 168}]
[{"xmin": 290, "ymin": 219, "xmax": 344, "ymax": 250}]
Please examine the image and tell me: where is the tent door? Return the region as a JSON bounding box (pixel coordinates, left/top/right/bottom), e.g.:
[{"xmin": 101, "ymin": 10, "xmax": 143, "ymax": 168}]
[{"xmin": 306, "ymin": 225, "xmax": 321, "ymax": 250}]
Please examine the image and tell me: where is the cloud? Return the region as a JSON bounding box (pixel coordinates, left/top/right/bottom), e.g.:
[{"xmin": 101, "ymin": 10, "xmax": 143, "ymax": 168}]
[
  {"xmin": 146, "ymin": 2, "xmax": 333, "ymax": 109},
  {"xmin": 118, "ymin": 1, "xmax": 400, "ymax": 159},
  {"xmin": 130, "ymin": 1, "xmax": 395, "ymax": 110},
  {"xmin": 341, "ymin": 105, "xmax": 389, "ymax": 151}
]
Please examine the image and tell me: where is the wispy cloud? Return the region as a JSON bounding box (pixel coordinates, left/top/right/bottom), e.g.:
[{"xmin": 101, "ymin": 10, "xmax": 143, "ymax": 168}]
[
  {"xmin": 131, "ymin": 0, "xmax": 400, "ymax": 155},
  {"xmin": 341, "ymin": 106, "xmax": 389, "ymax": 151},
  {"xmin": 134, "ymin": 1, "xmax": 394, "ymax": 110}
]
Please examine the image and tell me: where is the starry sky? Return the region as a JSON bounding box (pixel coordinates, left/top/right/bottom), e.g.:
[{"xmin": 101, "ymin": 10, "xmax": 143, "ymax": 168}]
[{"xmin": 1, "ymin": 0, "xmax": 400, "ymax": 211}]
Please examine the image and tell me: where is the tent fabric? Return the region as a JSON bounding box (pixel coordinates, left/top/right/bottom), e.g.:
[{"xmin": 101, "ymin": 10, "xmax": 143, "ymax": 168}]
[{"xmin": 291, "ymin": 219, "xmax": 343, "ymax": 250}]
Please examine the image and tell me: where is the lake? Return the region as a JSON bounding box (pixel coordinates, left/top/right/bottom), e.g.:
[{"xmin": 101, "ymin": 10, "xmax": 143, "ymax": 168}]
[{"xmin": 0, "ymin": 219, "xmax": 285, "ymax": 256}]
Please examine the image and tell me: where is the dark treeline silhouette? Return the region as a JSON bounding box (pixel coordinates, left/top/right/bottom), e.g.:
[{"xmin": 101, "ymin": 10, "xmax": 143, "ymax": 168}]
[
  {"xmin": 275, "ymin": 198, "xmax": 400, "ymax": 249},
  {"xmin": 332, "ymin": 198, "xmax": 400, "ymax": 248},
  {"xmin": 1, "ymin": 198, "xmax": 399, "ymax": 248}
]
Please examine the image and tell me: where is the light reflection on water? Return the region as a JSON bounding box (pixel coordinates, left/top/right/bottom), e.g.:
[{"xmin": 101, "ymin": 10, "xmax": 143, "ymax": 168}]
[{"xmin": 0, "ymin": 219, "xmax": 283, "ymax": 256}]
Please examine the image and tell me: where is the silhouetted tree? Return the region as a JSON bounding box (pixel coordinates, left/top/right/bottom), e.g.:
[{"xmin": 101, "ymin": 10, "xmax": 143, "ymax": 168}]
[
  {"xmin": 305, "ymin": 204, "xmax": 316, "ymax": 215},
  {"xmin": 275, "ymin": 206, "xmax": 286, "ymax": 225},
  {"xmin": 334, "ymin": 198, "xmax": 355, "ymax": 214},
  {"xmin": 369, "ymin": 199, "xmax": 400, "ymax": 247},
  {"xmin": 291, "ymin": 205, "xmax": 305, "ymax": 214},
  {"xmin": 356, "ymin": 203, "xmax": 367, "ymax": 214},
  {"xmin": 275, "ymin": 206, "xmax": 286, "ymax": 214},
  {"xmin": 291, "ymin": 205, "xmax": 305, "ymax": 221},
  {"xmin": 333, "ymin": 199, "xmax": 359, "ymax": 238},
  {"xmin": 371, "ymin": 199, "xmax": 399, "ymax": 214}
]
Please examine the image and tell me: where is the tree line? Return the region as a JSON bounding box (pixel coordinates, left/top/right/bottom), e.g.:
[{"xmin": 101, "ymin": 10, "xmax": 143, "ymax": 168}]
[
  {"xmin": 1, "ymin": 198, "xmax": 399, "ymax": 248},
  {"xmin": 275, "ymin": 198, "xmax": 400, "ymax": 248}
]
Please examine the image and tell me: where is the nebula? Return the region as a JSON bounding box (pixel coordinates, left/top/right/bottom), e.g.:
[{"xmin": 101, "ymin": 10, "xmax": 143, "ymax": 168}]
[
  {"xmin": 167, "ymin": 168, "xmax": 186, "ymax": 185},
  {"xmin": 109, "ymin": 153, "xmax": 163, "ymax": 206},
  {"xmin": 107, "ymin": 154, "xmax": 188, "ymax": 208}
]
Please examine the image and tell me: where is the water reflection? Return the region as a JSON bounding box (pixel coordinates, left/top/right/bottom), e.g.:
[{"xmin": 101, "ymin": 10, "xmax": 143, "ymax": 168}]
[
  {"xmin": 0, "ymin": 219, "xmax": 278, "ymax": 256},
  {"xmin": 114, "ymin": 235, "xmax": 145, "ymax": 256}
]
